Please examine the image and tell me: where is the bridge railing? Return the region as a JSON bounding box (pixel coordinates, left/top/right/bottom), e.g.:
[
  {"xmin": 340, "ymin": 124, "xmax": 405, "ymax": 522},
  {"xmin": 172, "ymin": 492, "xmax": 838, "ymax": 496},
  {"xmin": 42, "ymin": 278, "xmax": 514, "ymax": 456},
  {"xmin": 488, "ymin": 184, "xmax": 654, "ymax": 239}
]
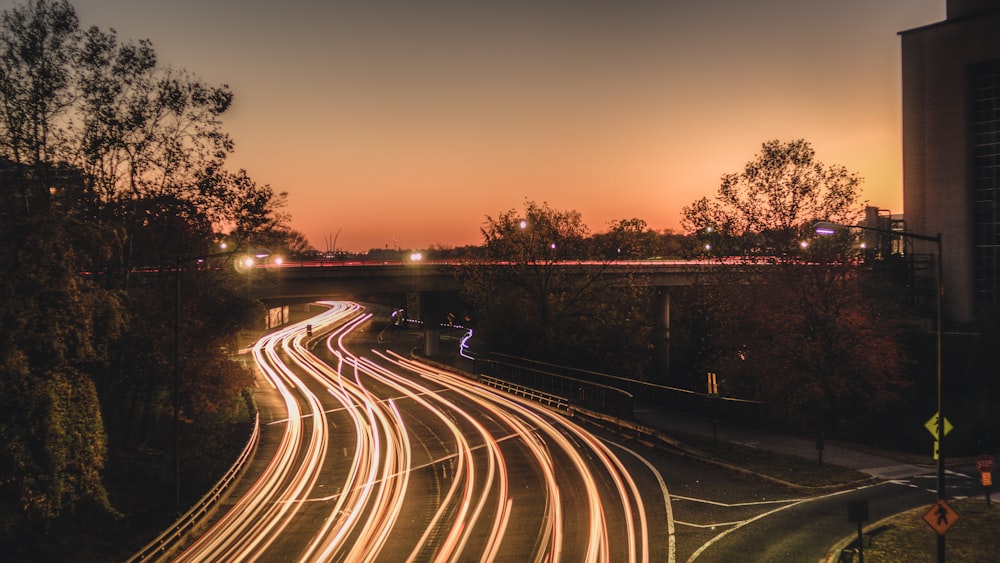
[
  {"xmin": 473, "ymin": 358, "xmax": 634, "ymax": 420},
  {"xmin": 263, "ymin": 257, "xmax": 741, "ymax": 271},
  {"xmin": 478, "ymin": 375, "xmax": 569, "ymax": 410}
]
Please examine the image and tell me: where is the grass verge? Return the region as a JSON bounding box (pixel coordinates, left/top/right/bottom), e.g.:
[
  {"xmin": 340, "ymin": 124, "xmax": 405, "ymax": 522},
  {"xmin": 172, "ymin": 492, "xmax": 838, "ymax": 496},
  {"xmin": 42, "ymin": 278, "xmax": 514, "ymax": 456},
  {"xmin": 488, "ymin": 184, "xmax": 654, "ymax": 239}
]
[
  {"xmin": 676, "ymin": 432, "xmax": 872, "ymax": 489},
  {"xmin": 858, "ymin": 497, "xmax": 999, "ymax": 561}
]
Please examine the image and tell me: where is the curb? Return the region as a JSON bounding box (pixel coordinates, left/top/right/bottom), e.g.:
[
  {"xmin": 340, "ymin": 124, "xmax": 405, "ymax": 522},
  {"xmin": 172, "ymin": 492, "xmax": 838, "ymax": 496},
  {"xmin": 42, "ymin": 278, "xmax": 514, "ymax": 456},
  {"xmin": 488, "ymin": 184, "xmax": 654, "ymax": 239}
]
[
  {"xmin": 822, "ymin": 509, "xmax": 918, "ymax": 563},
  {"xmin": 567, "ymin": 406, "xmax": 878, "ymax": 494},
  {"xmin": 419, "ymin": 352, "xmax": 878, "ymax": 494}
]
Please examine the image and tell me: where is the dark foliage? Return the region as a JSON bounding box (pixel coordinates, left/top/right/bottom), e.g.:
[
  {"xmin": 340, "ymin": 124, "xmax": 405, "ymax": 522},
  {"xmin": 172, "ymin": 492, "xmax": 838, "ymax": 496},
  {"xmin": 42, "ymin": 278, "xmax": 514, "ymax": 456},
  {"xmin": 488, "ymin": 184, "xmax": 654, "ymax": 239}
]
[
  {"xmin": 462, "ymin": 200, "xmax": 657, "ymax": 378},
  {"xmin": 0, "ymin": 2, "xmax": 291, "ymax": 557}
]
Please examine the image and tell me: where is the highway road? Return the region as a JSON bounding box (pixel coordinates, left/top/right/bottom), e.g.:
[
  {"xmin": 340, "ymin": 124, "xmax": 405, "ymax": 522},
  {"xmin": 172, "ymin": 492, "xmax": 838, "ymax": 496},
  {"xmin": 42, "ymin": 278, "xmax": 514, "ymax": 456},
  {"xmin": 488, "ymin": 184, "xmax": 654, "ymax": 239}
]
[
  {"xmin": 169, "ymin": 301, "xmax": 963, "ymax": 562},
  {"xmin": 174, "ymin": 301, "xmax": 674, "ymax": 562}
]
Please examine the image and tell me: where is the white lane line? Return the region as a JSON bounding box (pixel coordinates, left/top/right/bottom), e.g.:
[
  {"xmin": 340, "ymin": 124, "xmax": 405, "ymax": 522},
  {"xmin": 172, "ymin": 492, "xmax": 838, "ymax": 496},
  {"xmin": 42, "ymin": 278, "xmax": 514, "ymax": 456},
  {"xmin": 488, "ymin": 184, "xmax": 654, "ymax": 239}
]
[
  {"xmin": 685, "ymin": 482, "xmax": 883, "ymax": 562},
  {"xmin": 670, "ymin": 494, "xmax": 805, "ymax": 507},
  {"xmin": 674, "ymin": 519, "xmax": 746, "ymax": 529},
  {"xmin": 607, "ymin": 441, "xmax": 677, "ymax": 563}
]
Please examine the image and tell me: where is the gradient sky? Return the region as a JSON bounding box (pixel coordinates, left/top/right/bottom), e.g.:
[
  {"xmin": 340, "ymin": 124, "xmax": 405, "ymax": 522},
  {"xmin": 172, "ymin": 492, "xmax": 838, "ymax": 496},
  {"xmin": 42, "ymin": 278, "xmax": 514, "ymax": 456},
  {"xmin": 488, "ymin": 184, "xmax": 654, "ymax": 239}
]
[{"xmin": 68, "ymin": 0, "xmax": 944, "ymax": 252}]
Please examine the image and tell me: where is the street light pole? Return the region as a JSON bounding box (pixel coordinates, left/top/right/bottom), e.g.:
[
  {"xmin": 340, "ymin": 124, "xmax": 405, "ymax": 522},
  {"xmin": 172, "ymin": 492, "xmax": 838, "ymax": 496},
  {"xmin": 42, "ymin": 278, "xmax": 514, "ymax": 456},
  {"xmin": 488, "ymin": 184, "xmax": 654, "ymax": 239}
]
[
  {"xmin": 173, "ymin": 256, "xmax": 181, "ymax": 513},
  {"xmin": 932, "ymin": 233, "xmax": 945, "ymax": 563},
  {"xmin": 815, "ymin": 221, "xmax": 945, "ymax": 561}
]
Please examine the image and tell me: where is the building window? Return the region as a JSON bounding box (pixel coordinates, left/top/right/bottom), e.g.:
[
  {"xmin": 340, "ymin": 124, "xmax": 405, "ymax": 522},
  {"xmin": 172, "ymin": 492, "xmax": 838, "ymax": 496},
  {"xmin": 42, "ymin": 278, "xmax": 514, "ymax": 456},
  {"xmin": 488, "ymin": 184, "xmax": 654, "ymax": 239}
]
[{"xmin": 970, "ymin": 58, "xmax": 1000, "ymax": 307}]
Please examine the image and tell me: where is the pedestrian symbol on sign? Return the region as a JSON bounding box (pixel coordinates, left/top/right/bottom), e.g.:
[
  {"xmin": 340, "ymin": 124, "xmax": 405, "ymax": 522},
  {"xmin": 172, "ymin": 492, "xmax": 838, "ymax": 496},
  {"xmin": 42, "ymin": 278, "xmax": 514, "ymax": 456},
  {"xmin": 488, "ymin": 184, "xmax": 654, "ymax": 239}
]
[
  {"xmin": 923, "ymin": 500, "xmax": 959, "ymax": 536},
  {"xmin": 936, "ymin": 503, "xmax": 949, "ymax": 525}
]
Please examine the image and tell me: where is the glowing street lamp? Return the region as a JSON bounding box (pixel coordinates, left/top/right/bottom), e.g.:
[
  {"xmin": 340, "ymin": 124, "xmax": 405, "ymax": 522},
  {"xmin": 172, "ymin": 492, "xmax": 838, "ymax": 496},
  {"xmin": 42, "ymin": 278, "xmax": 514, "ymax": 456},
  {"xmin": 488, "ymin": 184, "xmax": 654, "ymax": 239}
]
[{"xmin": 236, "ymin": 249, "xmax": 273, "ymax": 296}]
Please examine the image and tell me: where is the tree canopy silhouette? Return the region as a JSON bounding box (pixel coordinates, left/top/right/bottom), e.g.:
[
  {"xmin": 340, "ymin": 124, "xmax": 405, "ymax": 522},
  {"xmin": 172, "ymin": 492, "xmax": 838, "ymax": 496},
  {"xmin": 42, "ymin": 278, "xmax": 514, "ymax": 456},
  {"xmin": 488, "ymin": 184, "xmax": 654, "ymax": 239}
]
[
  {"xmin": 681, "ymin": 139, "xmax": 863, "ymax": 256},
  {"xmin": 675, "ymin": 140, "xmax": 918, "ymax": 435},
  {"xmin": 463, "ymin": 200, "xmax": 655, "ymax": 377},
  {"xmin": 0, "ymin": 1, "xmax": 291, "ymax": 552}
]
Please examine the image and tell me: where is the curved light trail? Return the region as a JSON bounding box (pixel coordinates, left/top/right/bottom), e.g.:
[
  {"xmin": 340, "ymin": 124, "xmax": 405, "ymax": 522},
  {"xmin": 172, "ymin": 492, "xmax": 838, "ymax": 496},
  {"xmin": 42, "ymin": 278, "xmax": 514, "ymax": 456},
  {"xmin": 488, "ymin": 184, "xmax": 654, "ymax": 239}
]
[{"xmin": 173, "ymin": 301, "xmax": 674, "ymax": 562}]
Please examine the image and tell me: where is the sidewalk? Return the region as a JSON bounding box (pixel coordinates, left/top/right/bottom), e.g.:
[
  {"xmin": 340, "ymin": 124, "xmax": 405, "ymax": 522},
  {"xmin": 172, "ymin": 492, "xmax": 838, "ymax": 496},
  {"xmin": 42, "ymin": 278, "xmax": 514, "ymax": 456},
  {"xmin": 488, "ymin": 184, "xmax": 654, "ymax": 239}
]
[
  {"xmin": 631, "ymin": 405, "xmax": 933, "ymax": 481},
  {"xmin": 438, "ymin": 347, "xmax": 934, "ymax": 481},
  {"xmin": 433, "ymin": 349, "xmax": 944, "ymax": 561}
]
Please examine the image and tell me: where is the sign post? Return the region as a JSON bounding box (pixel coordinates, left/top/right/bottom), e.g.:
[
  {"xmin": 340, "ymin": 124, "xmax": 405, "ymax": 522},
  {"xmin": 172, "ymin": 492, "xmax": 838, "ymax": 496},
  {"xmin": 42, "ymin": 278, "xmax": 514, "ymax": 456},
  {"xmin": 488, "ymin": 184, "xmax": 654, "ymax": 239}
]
[
  {"xmin": 924, "ymin": 412, "xmax": 953, "ymax": 563},
  {"xmin": 707, "ymin": 372, "xmax": 719, "ymax": 445},
  {"xmin": 847, "ymin": 500, "xmax": 869, "ymax": 563},
  {"xmin": 977, "ymin": 455, "xmax": 995, "ymax": 506},
  {"xmin": 923, "ymin": 499, "xmax": 959, "ymax": 536}
]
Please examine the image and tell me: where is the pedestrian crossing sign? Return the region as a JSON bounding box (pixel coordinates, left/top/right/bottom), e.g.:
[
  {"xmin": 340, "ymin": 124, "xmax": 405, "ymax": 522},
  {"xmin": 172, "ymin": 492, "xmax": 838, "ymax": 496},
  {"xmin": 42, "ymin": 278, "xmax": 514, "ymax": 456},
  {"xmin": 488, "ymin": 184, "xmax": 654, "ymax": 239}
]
[
  {"xmin": 923, "ymin": 499, "xmax": 959, "ymax": 536},
  {"xmin": 924, "ymin": 412, "xmax": 953, "ymax": 440}
]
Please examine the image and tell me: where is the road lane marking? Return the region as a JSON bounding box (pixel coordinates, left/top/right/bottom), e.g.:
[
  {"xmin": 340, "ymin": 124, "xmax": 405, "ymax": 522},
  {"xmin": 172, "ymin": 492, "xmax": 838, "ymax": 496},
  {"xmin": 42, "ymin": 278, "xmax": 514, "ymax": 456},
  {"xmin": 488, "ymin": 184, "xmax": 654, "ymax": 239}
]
[
  {"xmin": 607, "ymin": 441, "xmax": 676, "ymax": 563},
  {"xmin": 670, "ymin": 494, "xmax": 804, "ymax": 507},
  {"xmin": 685, "ymin": 482, "xmax": 883, "ymax": 562}
]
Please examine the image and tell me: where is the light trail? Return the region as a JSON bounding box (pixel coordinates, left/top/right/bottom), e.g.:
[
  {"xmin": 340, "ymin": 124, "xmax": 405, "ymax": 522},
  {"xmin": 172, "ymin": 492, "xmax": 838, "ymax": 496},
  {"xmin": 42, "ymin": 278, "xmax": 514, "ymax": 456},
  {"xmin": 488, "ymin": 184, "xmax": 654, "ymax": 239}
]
[
  {"xmin": 171, "ymin": 301, "xmax": 673, "ymax": 562},
  {"xmin": 174, "ymin": 303, "xmax": 359, "ymax": 562},
  {"xmin": 377, "ymin": 348, "xmax": 664, "ymax": 562}
]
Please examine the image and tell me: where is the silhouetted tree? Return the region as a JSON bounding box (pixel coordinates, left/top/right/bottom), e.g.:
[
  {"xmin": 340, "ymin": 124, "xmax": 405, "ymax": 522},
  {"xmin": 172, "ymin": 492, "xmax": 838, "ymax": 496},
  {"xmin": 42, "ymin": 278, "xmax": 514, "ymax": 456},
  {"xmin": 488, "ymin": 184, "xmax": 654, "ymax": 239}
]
[
  {"xmin": 0, "ymin": 0, "xmax": 78, "ymax": 165},
  {"xmin": 588, "ymin": 218, "xmax": 661, "ymax": 260},
  {"xmin": 199, "ymin": 167, "xmax": 313, "ymax": 255},
  {"xmin": 675, "ymin": 140, "xmax": 917, "ymax": 435},
  {"xmin": 0, "ymin": 158, "xmax": 124, "ymax": 538},
  {"xmin": 701, "ymin": 256, "xmax": 917, "ymax": 435},
  {"xmin": 681, "ymin": 139, "xmax": 863, "ymax": 257},
  {"xmin": 0, "ymin": 0, "xmax": 290, "ymax": 286},
  {"xmin": 75, "ymin": 23, "xmax": 237, "ymax": 286},
  {"xmin": 0, "ymin": 3, "xmax": 287, "ymax": 552},
  {"xmin": 463, "ymin": 200, "xmax": 654, "ymax": 377}
]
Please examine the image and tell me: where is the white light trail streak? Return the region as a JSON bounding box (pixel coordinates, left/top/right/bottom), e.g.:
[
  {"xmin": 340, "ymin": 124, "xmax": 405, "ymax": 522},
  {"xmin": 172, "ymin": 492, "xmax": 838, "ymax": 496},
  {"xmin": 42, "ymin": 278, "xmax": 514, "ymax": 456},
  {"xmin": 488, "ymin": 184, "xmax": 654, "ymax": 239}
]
[{"xmin": 172, "ymin": 301, "xmax": 673, "ymax": 562}]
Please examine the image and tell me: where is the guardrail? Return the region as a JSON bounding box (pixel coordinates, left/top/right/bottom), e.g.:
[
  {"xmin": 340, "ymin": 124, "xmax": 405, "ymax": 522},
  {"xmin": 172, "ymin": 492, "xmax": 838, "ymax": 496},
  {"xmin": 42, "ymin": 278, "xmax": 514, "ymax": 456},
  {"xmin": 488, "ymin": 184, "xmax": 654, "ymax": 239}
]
[
  {"xmin": 478, "ymin": 375, "xmax": 569, "ymax": 410},
  {"xmin": 473, "ymin": 357, "xmax": 634, "ymax": 420},
  {"xmin": 127, "ymin": 400, "xmax": 260, "ymax": 562},
  {"xmin": 482, "ymin": 352, "xmax": 766, "ymax": 426}
]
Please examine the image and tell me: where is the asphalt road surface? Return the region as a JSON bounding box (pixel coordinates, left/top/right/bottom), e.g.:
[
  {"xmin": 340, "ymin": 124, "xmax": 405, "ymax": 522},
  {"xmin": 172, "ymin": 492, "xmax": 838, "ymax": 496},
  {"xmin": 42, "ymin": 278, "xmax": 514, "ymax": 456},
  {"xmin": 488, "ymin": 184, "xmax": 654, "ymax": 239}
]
[
  {"xmin": 170, "ymin": 301, "xmax": 959, "ymax": 562},
  {"xmin": 176, "ymin": 302, "xmax": 675, "ymax": 561}
]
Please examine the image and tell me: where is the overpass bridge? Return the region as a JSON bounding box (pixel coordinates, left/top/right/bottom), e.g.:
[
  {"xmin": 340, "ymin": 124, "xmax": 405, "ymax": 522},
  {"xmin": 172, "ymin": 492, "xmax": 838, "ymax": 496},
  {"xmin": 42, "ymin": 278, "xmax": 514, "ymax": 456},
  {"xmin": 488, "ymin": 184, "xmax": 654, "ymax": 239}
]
[
  {"xmin": 249, "ymin": 258, "xmax": 749, "ymax": 371},
  {"xmin": 252, "ymin": 258, "xmax": 730, "ymax": 299}
]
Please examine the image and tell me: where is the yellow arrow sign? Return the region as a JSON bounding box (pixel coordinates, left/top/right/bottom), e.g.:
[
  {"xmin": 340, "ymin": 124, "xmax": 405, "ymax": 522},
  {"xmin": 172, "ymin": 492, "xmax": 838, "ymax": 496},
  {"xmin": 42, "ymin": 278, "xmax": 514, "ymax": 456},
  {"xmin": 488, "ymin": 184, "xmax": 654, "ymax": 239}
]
[{"xmin": 925, "ymin": 412, "xmax": 953, "ymax": 439}]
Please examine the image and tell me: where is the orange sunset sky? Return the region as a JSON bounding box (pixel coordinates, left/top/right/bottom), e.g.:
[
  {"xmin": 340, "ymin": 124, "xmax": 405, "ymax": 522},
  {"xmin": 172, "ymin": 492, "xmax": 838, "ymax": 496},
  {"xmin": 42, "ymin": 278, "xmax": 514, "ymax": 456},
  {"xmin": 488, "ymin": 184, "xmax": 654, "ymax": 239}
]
[{"xmin": 70, "ymin": 0, "xmax": 945, "ymax": 253}]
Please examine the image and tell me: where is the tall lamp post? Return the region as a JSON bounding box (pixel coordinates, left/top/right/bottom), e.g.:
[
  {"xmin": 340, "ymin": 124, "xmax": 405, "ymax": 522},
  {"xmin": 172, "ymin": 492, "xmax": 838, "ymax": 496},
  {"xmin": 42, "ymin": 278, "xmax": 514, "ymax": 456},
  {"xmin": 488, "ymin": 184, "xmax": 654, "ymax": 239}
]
[{"xmin": 815, "ymin": 221, "xmax": 946, "ymax": 561}]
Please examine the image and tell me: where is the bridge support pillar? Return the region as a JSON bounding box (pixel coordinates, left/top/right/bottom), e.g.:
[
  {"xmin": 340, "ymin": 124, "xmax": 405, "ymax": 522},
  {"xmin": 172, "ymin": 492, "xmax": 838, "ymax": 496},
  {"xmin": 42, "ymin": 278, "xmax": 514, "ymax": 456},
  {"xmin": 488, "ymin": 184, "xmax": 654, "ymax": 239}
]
[
  {"xmin": 413, "ymin": 291, "xmax": 446, "ymax": 357},
  {"xmin": 653, "ymin": 287, "xmax": 671, "ymax": 381}
]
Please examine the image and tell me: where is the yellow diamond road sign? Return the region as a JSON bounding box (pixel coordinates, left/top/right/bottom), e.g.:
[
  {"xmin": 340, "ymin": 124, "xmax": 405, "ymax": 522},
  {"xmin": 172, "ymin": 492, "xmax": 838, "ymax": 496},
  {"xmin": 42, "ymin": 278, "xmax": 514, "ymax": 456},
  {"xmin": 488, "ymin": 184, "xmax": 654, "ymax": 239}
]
[
  {"xmin": 923, "ymin": 499, "xmax": 959, "ymax": 536},
  {"xmin": 925, "ymin": 412, "xmax": 953, "ymax": 439}
]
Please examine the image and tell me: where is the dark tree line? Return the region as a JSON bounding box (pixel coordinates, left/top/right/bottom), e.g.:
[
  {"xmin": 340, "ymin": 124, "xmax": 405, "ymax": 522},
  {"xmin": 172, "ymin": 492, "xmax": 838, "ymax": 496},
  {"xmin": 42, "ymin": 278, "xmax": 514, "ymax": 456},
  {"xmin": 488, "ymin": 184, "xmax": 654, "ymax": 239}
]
[
  {"xmin": 673, "ymin": 140, "xmax": 1000, "ymax": 453},
  {"xmin": 0, "ymin": 1, "xmax": 301, "ymax": 556},
  {"xmin": 676, "ymin": 140, "xmax": 923, "ymax": 439},
  {"xmin": 461, "ymin": 200, "xmax": 670, "ymax": 378},
  {"xmin": 461, "ymin": 142, "xmax": 930, "ymax": 446}
]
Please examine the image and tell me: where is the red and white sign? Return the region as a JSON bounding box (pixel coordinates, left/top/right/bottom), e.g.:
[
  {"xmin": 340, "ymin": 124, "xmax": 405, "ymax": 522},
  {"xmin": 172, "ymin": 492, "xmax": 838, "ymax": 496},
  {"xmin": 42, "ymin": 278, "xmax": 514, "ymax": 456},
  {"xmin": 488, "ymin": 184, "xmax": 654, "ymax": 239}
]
[{"xmin": 977, "ymin": 454, "xmax": 995, "ymax": 473}]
